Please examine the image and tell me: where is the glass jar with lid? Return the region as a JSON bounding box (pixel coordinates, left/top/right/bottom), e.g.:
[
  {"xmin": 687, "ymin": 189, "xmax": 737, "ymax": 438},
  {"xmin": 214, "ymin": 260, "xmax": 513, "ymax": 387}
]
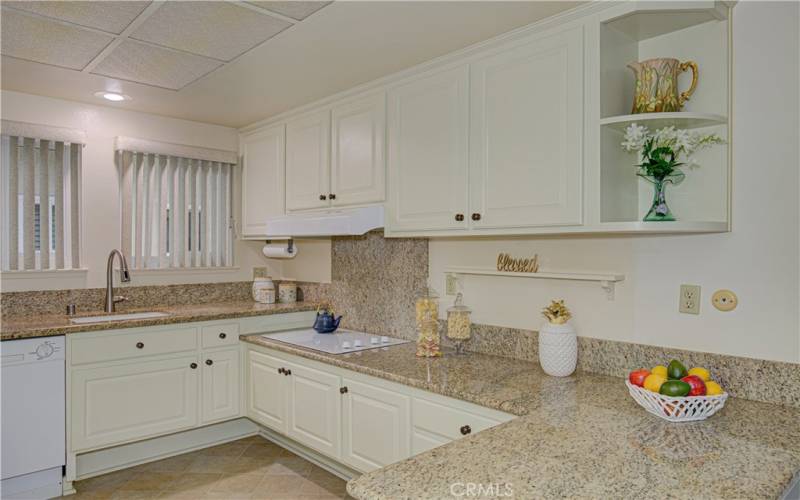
[
  {"xmin": 415, "ymin": 286, "xmax": 442, "ymax": 357},
  {"xmin": 446, "ymin": 293, "xmax": 472, "ymax": 354}
]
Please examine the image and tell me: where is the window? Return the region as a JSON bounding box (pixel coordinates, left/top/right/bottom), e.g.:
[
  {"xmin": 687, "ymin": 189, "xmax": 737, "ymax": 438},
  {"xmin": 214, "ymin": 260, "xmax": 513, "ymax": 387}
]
[
  {"xmin": 1, "ymin": 134, "xmax": 82, "ymax": 271},
  {"xmin": 117, "ymin": 148, "xmax": 235, "ymax": 269}
]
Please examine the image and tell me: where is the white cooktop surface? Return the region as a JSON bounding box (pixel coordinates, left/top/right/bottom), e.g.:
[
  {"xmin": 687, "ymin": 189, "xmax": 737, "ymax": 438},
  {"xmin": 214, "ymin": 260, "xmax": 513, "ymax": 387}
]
[{"xmin": 262, "ymin": 328, "xmax": 410, "ymax": 354}]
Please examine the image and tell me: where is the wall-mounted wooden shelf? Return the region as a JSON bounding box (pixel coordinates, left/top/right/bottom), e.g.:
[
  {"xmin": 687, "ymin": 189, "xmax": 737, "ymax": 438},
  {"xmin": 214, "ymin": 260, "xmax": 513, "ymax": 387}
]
[
  {"xmin": 600, "ymin": 112, "xmax": 727, "ymax": 132},
  {"xmin": 444, "ymin": 267, "xmax": 625, "ymax": 300}
]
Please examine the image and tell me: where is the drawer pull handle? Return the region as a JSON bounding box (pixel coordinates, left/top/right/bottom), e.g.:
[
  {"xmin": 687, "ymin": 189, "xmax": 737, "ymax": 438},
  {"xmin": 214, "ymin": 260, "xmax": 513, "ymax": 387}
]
[
  {"xmin": 319, "ymin": 194, "xmax": 327, "ymax": 200},
  {"xmin": 284, "ymin": 369, "xmax": 291, "ymax": 376},
  {"xmin": 455, "ymin": 214, "xmax": 464, "ymax": 221},
  {"xmin": 340, "ymin": 386, "xmax": 348, "ymax": 394},
  {"xmin": 219, "ymin": 332, "xmax": 227, "ymax": 339},
  {"xmin": 205, "ymin": 359, "xmax": 213, "ymax": 366},
  {"xmin": 278, "ymin": 367, "xmax": 285, "ymax": 374},
  {"xmin": 136, "ymin": 342, "xmax": 144, "ymax": 349},
  {"xmin": 190, "ymin": 363, "xmax": 198, "ymax": 369},
  {"xmin": 471, "ymin": 213, "xmax": 481, "ymax": 221},
  {"xmin": 329, "ymin": 193, "xmax": 336, "ymax": 200},
  {"xmin": 460, "ymin": 425, "xmax": 471, "ymax": 435}
]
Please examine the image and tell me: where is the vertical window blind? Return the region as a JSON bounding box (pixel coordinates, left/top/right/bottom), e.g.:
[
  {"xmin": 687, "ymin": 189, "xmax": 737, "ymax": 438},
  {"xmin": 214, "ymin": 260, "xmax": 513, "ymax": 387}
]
[
  {"xmin": 1, "ymin": 122, "xmax": 83, "ymax": 271},
  {"xmin": 116, "ymin": 138, "xmax": 237, "ymax": 270}
]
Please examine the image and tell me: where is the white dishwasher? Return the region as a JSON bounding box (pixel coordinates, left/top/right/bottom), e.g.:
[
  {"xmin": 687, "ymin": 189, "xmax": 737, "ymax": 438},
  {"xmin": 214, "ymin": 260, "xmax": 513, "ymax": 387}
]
[{"xmin": 1, "ymin": 336, "xmax": 65, "ymax": 499}]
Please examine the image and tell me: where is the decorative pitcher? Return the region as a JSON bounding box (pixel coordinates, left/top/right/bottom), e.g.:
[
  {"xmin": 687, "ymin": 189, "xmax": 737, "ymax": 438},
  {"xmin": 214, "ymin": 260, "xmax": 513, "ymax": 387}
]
[{"xmin": 628, "ymin": 58, "xmax": 698, "ymax": 114}]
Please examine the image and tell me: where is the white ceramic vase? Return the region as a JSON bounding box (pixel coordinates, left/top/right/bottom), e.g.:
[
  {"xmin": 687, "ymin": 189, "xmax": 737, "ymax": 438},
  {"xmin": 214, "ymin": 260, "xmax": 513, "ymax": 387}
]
[{"xmin": 538, "ymin": 322, "xmax": 577, "ymax": 377}]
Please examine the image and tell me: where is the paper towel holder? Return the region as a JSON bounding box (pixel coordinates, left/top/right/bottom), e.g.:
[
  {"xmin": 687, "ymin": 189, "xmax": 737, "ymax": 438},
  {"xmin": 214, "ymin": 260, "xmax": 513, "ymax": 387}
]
[{"xmin": 265, "ymin": 239, "xmax": 294, "ymax": 256}]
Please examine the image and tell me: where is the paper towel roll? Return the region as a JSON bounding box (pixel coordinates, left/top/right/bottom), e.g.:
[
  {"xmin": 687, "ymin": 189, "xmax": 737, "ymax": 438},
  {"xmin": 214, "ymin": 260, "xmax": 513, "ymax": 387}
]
[{"xmin": 262, "ymin": 243, "xmax": 298, "ymax": 259}]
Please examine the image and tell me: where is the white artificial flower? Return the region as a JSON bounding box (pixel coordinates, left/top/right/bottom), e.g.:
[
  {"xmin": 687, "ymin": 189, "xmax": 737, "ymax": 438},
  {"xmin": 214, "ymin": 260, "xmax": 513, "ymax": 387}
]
[{"xmin": 621, "ymin": 123, "xmax": 649, "ymax": 152}]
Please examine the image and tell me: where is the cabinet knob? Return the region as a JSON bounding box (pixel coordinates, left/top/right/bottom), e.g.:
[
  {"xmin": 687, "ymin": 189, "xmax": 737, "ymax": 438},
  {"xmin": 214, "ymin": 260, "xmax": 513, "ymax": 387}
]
[
  {"xmin": 136, "ymin": 342, "xmax": 144, "ymax": 349},
  {"xmin": 284, "ymin": 368, "xmax": 291, "ymax": 376},
  {"xmin": 278, "ymin": 367, "xmax": 285, "ymax": 374},
  {"xmin": 205, "ymin": 359, "xmax": 213, "ymax": 366},
  {"xmin": 460, "ymin": 425, "xmax": 471, "ymax": 435},
  {"xmin": 219, "ymin": 332, "xmax": 227, "ymax": 339},
  {"xmin": 455, "ymin": 214, "xmax": 464, "ymax": 222},
  {"xmin": 319, "ymin": 194, "xmax": 327, "ymax": 200},
  {"xmin": 471, "ymin": 213, "xmax": 481, "ymax": 221},
  {"xmin": 190, "ymin": 363, "xmax": 198, "ymax": 369},
  {"xmin": 340, "ymin": 386, "xmax": 348, "ymax": 394},
  {"xmin": 329, "ymin": 193, "xmax": 336, "ymax": 200}
]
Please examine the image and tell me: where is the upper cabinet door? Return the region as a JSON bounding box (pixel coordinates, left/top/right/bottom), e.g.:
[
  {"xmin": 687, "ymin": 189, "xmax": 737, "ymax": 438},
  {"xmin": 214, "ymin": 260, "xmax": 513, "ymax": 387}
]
[
  {"xmin": 386, "ymin": 66, "xmax": 470, "ymax": 232},
  {"xmin": 241, "ymin": 124, "xmax": 285, "ymax": 238},
  {"xmin": 469, "ymin": 25, "xmax": 584, "ymax": 228},
  {"xmin": 286, "ymin": 110, "xmax": 331, "ymax": 212},
  {"xmin": 330, "ymin": 93, "xmax": 386, "ymax": 207}
]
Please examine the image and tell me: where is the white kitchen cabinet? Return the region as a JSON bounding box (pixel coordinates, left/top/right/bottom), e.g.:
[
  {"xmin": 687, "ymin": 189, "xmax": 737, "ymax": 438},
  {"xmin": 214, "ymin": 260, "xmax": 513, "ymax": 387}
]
[
  {"xmin": 330, "ymin": 93, "xmax": 386, "ymax": 207},
  {"xmin": 247, "ymin": 349, "xmax": 289, "ymax": 434},
  {"xmin": 201, "ymin": 347, "xmax": 240, "ymax": 425},
  {"xmin": 286, "ymin": 360, "xmax": 342, "ymax": 459},
  {"xmin": 285, "ymin": 110, "xmax": 331, "ymax": 211},
  {"xmin": 241, "ymin": 124, "xmax": 285, "ymax": 238},
  {"xmin": 469, "ymin": 25, "xmax": 584, "ymax": 229},
  {"xmin": 70, "ymin": 356, "xmax": 199, "ymax": 452},
  {"xmin": 411, "ymin": 396, "xmax": 506, "ymax": 455},
  {"xmin": 386, "ymin": 66, "xmax": 470, "ymax": 232},
  {"xmin": 341, "ymin": 378, "xmax": 410, "ymax": 472}
]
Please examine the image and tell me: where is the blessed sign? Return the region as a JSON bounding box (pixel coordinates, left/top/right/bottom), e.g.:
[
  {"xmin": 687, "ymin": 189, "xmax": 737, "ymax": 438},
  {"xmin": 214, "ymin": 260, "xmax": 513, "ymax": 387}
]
[{"xmin": 496, "ymin": 253, "xmax": 539, "ymax": 273}]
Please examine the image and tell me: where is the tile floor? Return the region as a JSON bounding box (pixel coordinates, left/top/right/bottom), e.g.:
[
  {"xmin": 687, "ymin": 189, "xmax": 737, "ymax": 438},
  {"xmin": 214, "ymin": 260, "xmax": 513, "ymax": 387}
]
[{"xmin": 63, "ymin": 435, "xmax": 351, "ymax": 499}]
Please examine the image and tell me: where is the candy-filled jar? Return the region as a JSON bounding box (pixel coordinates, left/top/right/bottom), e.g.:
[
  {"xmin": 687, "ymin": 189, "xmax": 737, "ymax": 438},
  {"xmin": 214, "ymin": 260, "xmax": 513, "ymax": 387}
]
[
  {"xmin": 446, "ymin": 293, "xmax": 472, "ymax": 354},
  {"xmin": 415, "ymin": 287, "xmax": 442, "ymax": 357}
]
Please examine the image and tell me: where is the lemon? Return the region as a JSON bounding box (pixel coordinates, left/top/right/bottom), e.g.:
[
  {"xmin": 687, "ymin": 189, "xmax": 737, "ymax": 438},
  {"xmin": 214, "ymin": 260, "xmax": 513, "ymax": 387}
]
[
  {"xmin": 643, "ymin": 374, "xmax": 667, "ymax": 393},
  {"xmin": 688, "ymin": 367, "xmax": 711, "ymax": 381},
  {"xmin": 705, "ymin": 381, "xmax": 724, "ymax": 396},
  {"xmin": 651, "ymin": 365, "xmax": 668, "ymax": 378}
]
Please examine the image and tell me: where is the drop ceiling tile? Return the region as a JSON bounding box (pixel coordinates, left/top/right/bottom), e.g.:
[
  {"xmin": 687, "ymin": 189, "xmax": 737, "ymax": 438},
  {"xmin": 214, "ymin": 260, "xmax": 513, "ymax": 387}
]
[
  {"xmin": 3, "ymin": 1, "xmax": 151, "ymax": 35},
  {"xmin": 130, "ymin": 1, "xmax": 291, "ymax": 62},
  {"xmin": 246, "ymin": 1, "xmax": 332, "ymax": 21},
  {"xmin": 91, "ymin": 40, "xmax": 222, "ymax": 90},
  {"xmin": 0, "ymin": 7, "xmax": 114, "ymax": 70}
]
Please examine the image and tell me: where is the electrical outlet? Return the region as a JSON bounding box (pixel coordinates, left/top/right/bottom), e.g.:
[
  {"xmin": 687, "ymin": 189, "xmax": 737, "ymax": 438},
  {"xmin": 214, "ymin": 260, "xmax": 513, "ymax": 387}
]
[
  {"xmin": 679, "ymin": 284, "xmax": 701, "ymax": 314},
  {"xmin": 445, "ymin": 274, "xmax": 458, "ymax": 295}
]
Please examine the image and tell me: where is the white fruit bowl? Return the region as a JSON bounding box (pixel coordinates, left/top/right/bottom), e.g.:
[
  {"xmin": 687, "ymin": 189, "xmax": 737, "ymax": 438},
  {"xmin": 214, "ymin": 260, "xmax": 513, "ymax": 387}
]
[{"xmin": 625, "ymin": 380, "xmax": 728, "ymax": 422}]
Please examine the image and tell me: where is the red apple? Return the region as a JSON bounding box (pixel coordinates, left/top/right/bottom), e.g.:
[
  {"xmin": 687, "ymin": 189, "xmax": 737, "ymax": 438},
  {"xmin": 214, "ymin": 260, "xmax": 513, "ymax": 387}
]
[
  {"xmin": 681, "ymin": 375, "xmax": 707, "ymax": 396},
  {"xmin": 629, "ymin": 369, "xmax": 650, "ymax": 387}
]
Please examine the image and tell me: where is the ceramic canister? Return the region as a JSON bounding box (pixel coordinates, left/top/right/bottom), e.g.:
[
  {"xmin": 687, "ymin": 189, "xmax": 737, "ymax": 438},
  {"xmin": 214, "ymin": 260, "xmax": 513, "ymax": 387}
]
[
  {"xmin": 252, "ymin": 277, "xmax": 276, "ymax": 304},
  {"xmin": 279, "ymin": 279, "xmax": 297, "ymax": 303}
]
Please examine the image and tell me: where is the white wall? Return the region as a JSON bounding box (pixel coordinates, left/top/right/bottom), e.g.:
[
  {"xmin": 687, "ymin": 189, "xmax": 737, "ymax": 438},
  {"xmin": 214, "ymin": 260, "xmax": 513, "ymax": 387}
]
[
  {"xmin": 0, "ymin": 90, "xmax": 287, "ymax": 291},
  {"xmin": 430, "ymin": 2, "xmax": 800, "ymax": 364}
]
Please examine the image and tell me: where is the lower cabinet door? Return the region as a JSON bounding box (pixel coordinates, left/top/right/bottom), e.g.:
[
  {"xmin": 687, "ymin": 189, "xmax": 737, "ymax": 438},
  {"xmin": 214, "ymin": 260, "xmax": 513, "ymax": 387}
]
[
  {"xmin": 71, "ymin": 356, "xmax": 199, "ymax": 452},
  {"xmin": 201, "ymin": 347, "xmax": 240, "ymax": 424},
  {"xmin": 247, "ymin": 350, "xmax": 288, "ymax": 434},
  {"xmin": 341, "ymin": 378, "xmax": 410, "ymax": 472},
  {"xmin": 286, "ymin": 361, "xmax": 341, "ymax": 459}
]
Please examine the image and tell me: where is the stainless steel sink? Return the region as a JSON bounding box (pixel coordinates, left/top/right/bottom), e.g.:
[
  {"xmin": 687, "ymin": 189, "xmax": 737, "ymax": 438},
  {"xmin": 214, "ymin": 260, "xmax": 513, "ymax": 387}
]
[{"xmin": 70, "ymin": 312, "xmax": 171, "ymax": 324}]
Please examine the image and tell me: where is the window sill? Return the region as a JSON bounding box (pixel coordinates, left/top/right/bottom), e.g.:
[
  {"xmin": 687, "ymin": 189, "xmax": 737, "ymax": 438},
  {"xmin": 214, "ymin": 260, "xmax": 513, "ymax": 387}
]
[{"xmin": 1, "ymin": 268, "xmax": 89, "ymax": 279}]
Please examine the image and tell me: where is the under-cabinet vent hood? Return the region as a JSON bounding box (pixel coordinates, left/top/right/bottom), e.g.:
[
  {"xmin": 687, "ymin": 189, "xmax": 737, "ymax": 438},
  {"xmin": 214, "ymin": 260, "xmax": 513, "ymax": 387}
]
[{"xmin": 262, "ymin": 205, "xmax": 384, "ymax": 237}]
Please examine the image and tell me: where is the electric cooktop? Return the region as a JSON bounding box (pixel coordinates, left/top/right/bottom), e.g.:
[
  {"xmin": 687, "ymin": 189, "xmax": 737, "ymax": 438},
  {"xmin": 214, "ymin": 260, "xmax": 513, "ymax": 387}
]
[{"xmin": 261, "ymin": 328, "xmax": 410, "ymax": 354}]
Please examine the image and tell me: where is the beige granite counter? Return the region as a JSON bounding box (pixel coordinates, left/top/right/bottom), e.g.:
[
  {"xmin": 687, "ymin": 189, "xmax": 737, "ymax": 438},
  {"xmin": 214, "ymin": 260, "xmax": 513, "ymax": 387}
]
[
  {"xmin": 0, "ymin": 301, "xmax": 318, "ymax": 340},
  {"xmin": 241, "ymin": 334, "xmax": 800, "ymax": 500}
]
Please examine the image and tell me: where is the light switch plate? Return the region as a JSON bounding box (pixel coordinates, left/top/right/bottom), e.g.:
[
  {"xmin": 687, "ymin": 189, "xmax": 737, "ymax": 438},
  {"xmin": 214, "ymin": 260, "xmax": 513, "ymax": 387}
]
[
  {"xmin": 445, "ymin": 274, "xmax": 458, "ymax": 296},
  {"xmin": 679, "ymin": 284, "xmax": 701, "ymax": 314}
]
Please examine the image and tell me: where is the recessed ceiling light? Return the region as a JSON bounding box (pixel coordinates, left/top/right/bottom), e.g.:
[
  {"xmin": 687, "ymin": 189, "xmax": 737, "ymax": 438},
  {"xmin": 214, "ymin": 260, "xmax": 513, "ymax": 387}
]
[{"xmin": 94, "ymin": 91, "xmax": 130, "ymax": 102}]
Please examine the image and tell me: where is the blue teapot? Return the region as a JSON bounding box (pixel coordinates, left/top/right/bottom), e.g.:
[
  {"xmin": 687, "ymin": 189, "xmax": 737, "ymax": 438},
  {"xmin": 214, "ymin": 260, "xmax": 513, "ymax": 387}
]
[{"xmin": 313, "ymin": 307, "xmax": 342, "ymax": 334}]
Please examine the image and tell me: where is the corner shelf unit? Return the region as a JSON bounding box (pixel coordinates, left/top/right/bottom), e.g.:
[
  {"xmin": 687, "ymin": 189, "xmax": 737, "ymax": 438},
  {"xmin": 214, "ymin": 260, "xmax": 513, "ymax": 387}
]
[
  {"xmin": 444, "ymin": 267, "xmax": 625, "ymax": 300},
  {"xmin": 596, "ymin": 2, "xmax": 732, "ymax": 231}
]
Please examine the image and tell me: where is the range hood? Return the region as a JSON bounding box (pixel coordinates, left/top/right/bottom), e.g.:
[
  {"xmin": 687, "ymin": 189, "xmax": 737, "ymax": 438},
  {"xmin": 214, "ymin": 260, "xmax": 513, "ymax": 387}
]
[{"xmin": 262, "ymin": 205, "xmax": 384, "ymax": 237}]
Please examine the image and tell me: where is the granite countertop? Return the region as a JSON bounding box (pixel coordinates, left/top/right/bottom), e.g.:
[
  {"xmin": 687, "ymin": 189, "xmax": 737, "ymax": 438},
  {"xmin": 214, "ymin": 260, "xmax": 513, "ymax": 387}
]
[
  {"xmin": 241, "ymin": 334, "xmax": 800, "ymax": 500},
  {"xmin": 0, "ymin": 301, "xmax": 318, "ymax": 340}
]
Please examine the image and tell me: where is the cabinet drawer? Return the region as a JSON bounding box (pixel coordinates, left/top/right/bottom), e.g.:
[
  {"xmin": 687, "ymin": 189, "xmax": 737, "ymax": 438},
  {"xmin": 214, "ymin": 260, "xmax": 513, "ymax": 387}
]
[
  {"xmin": 201, "ymin": 323, "xmax": 239, "ymax": 349},
  {"xmin": 413, "ymin": 397, "xmax": 501, "ymax": 441},
  {"xmin": 70, "ymin": 327, "xmax": 198, "ymax": 365}
]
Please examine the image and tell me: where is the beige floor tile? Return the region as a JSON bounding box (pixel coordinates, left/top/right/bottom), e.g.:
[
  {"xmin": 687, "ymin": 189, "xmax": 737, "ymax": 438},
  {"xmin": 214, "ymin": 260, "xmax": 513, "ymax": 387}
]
[
  {"xmin": 208, "ymin": 472, "xmax": 264, "ymax": 495},
  {"xmin": 163, "ymin": 472, "xmax": 221, "ymax": 492},
  {"xmin": 76, "ymin": 469, "xmax": 139, "ymax": 492},
  {"xmin": 110, "ymin": 490, "xmax": 163, "ymax": 499},
  {"xmin": 187, "ymin": 455, "xmax": 239, "ymax": 473},
  {"xmin": 198, "ymin": 442, "xmax": 250, "ymax": 458},
  {"xmin": 261, "ymin": 456, "xmax": 315, "ymax": 477},
  {"xmin": 135, "ymin": 454, "xmax": 196, "ymax": 473},
  {"xmin": 241, "ymin": 442, "xmax": 290, "ymax": 459},
  {"xmin": 118, "ymin": 472, "xmax": 180, "ymax": 491}
]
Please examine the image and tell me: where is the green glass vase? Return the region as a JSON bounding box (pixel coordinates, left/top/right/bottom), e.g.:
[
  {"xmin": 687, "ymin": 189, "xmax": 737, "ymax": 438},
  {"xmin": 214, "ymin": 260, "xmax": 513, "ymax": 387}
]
[{"xmin": 640, "ymin": 174, "xmax": 682, "ymax": 222}]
